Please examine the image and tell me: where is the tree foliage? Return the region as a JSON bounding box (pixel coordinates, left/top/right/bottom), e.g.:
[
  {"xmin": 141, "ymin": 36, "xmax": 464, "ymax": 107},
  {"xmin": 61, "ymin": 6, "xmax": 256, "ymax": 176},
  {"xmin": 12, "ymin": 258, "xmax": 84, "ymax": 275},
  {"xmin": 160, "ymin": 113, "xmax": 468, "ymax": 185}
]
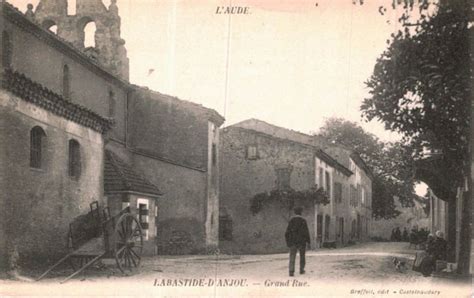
[
  {"xmin": 361, "ymin": 1, "xmax": 470, "ymax": 202},
  {"xmin": 250, "ymin": 186, "xmax": 329, "ymax": 217}
]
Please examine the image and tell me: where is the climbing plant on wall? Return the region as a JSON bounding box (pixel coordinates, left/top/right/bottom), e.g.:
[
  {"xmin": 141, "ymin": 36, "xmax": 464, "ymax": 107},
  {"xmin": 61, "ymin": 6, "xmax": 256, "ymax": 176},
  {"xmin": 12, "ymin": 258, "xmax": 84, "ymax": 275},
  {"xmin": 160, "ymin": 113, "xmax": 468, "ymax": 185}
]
[{"xmin": 250, "ymin": 186, "xmax": 329, "ymax": 216}]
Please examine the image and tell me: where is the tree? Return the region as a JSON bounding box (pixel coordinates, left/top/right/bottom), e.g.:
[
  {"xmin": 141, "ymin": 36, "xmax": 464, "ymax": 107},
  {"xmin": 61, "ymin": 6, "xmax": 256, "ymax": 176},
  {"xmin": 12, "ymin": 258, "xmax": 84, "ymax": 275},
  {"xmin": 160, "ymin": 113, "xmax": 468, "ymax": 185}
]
[
  {"xmin": 317, "ymin": 117, "xmax": 419, "ymax": 219},
  {"xmin": 360, "ymin": 0, "xmax": 471, "ymax": 272}
]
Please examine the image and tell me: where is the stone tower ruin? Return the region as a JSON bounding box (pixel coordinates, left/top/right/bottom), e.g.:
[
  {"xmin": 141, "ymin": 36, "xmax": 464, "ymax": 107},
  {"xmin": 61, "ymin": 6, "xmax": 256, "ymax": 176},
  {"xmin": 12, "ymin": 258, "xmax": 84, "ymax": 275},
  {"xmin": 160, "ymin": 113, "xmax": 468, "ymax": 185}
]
[{"xmin": 33, "ymin": 0, "xmax": 130, "ymax": 81}]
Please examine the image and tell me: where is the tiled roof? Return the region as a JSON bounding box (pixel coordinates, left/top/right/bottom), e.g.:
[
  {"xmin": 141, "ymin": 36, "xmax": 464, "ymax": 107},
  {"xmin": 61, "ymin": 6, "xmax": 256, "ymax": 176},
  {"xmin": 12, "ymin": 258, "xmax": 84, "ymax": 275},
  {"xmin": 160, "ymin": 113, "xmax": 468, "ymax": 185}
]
[
  {"xmin": 231, "ymin": 119, "xmax": 315, "ymax": 145},
  {"xmin": 132, "ymin": 85, "xmax": 225, "ymax": 126},
  {"xmin": 3, "ymin": 68, "xmax": 113, "ymax": 133},
  {"xmin": 104, "ymin": 150, "xmax": 163, "ymax": 197},
  {"xmin": 227, "ymin": 119, "xmax": 353, "ymax": 177}
]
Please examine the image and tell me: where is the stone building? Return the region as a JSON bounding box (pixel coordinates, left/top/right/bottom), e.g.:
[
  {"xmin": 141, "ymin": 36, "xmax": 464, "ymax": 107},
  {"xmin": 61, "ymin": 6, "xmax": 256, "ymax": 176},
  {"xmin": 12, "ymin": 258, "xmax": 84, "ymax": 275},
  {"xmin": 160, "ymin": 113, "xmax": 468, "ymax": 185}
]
[
  {"xmin": 219, "ymin": 119, "xmax": 356, "ymax": 254},
  {"xmin": 34, "ymin": 0, "xmax": 129, "ymax": 80},
  {"xmin": 0, "ymin": 1, "xmax": 118, "ymax": 269},
  {"xmin": 319, "ymin": 145, "xmax": 374, "ymax": 243},
  {"xmin": 0, "ymin": 0, "xmax": 224, "ymax": 267}
]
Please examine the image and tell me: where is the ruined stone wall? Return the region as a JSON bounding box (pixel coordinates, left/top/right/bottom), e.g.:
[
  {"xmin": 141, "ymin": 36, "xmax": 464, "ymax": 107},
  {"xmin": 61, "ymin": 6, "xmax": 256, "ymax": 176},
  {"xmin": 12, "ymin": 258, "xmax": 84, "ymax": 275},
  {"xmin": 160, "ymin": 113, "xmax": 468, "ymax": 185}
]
[
  {"xmin": 4, "ymin": 16, "xmax": 127, "ymax": 143},
  {"xmin": 219, "ymin": 127, "xmax": 317, "ymax": 254},
  {"xmin": 0, "ymin": 90, "xmax": 104, "ymax": 268},
  {"xmin": 33, "ymin": 0, "xmax": 129, "ymax": 80}
]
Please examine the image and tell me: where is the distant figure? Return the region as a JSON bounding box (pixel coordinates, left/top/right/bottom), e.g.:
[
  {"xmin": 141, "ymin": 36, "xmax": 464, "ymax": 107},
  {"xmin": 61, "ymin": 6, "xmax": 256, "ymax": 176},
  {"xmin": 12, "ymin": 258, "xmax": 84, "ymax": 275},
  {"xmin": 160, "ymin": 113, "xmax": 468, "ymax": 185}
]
[
  {"xmin": 285, "ymin": 207, "xmax": 310, "ymax": 277},
  {"xmin": 390, "ymin": 228, "xmax": 396, "ymax": 241},
  {"xmin": 419, "ymin": 231, "xmax": 447, "ymax": 277},
  {"xmin": 425, "ymin": 233, "xmax": 435, "ymax": 254},
  {"xmin": 409, "ymin": 228, "xmax": 419, "ymax": 248},
  {"xmin": 394, "ymin": 227, "xmax": 402, "ymax": 242},
  {"xmin": 402, "ymin": 228, "xmax": 409, "ymax": 242},
  {"xmin": 432, "ymin": 231, "xmax": 447, "ymax": 261}
]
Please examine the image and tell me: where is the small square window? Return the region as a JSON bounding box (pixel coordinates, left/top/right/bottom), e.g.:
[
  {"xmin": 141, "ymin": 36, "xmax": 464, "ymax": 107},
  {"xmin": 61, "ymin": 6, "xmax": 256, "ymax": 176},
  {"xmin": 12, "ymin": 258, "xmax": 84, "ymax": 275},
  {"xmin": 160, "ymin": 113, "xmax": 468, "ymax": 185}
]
[{"xmin": 246, "ymin": 145, "xmax": 258, "ymax": 160}]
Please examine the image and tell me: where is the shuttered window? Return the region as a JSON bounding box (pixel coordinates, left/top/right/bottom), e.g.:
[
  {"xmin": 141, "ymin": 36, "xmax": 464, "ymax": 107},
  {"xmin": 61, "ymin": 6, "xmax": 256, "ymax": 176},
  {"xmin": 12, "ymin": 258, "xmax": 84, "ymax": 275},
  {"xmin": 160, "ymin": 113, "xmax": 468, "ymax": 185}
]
[
  {"xmin": 30, "ymin": 126, "xmax": 46, "ymax": 169},
  {"xmin": 334, "ymin": 182, "xmax": 343, "ymax": 204},
  {"xmin": 68, "ymin": 139, "xmax": 81, "ymax": 179}
]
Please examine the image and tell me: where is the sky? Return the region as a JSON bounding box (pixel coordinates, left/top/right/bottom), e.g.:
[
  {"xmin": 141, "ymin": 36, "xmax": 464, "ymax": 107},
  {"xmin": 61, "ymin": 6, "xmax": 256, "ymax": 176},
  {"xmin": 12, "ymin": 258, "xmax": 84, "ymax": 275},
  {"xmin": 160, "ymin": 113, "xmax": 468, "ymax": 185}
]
[{"xmin": 10, "ymin": 0, "xmax": 409, "ymax": 142}]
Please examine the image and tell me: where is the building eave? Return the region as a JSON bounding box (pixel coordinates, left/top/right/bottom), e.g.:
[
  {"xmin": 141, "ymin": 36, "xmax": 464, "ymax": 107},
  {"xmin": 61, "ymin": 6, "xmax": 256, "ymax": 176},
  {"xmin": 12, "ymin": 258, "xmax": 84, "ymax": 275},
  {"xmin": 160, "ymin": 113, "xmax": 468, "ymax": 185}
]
[
  {"xmin": 3, "ymin": 68, "xmax": 114, "ymax": 133},
  {"xmin": 224, "ymin": 126, "xmax": 353, "ymax": 176}
]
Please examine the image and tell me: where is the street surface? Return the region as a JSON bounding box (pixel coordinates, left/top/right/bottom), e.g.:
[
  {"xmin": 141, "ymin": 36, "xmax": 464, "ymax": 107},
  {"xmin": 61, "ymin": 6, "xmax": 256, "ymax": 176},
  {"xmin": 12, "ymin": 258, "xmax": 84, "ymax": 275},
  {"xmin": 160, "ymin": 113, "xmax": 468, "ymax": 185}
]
[{"xmin": 0, "ymin": 242, "xmax": 472, "ymax": 297}]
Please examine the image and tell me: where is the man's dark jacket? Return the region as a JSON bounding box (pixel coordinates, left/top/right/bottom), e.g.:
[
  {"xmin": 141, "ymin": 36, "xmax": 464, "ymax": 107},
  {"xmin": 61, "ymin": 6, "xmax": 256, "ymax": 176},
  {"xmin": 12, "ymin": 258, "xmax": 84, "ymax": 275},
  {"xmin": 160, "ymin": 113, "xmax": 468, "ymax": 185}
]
[{"xmin": 285, "ymin": 215, "xmax": 310, "ymax": 247}]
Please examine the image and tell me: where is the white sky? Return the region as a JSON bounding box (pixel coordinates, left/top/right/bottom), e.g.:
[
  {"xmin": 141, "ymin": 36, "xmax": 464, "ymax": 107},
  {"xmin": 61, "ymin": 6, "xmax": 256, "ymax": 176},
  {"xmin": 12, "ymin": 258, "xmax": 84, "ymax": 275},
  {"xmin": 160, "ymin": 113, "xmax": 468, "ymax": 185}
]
[{"xmin": 10, "ymin": 0, "xmax": 409, "ymax": 142}]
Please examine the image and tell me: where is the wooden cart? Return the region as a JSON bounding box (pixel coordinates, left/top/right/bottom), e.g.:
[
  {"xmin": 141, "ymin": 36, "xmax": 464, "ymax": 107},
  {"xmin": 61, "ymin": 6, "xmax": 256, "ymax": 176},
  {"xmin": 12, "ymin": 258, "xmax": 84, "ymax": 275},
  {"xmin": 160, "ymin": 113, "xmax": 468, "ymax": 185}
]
[{"xmin": 37, "ymin": 201, "xmax": 143, "ymax": 283}]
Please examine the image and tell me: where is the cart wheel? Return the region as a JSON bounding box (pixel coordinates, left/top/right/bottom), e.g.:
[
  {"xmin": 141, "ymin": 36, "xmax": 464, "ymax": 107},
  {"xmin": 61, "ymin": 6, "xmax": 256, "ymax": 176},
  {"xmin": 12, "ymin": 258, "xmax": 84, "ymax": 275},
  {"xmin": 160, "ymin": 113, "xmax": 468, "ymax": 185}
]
[{"xmin": 114, "ymin": 213, "xmax": 143, "ymax": 273}]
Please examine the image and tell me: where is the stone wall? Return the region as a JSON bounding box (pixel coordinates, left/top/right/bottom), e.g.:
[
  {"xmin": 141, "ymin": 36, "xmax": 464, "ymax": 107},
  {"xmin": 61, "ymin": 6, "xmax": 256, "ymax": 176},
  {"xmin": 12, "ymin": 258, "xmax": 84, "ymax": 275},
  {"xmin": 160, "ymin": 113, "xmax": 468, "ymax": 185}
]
[
  {"xmin": 0, "ymin": 90, "xmax": 104, "ymax": 268},
  {"xmin": 130, "ymin": 151, "xmax": 208, "ymax": 254},
  {"xmin": 4, "ymin": 16, "xmax": 128, "ymax": 143},
  {"xmin": 34, "ymin": 0, "xmax": 130, "ymax": 80},
  {"xmin": 128, "ymin": 88, "xmax": 211, "ymax": 170},
  {"xmin": 219, "ymin": 127, "xmax": 317, "ymax": 254}
]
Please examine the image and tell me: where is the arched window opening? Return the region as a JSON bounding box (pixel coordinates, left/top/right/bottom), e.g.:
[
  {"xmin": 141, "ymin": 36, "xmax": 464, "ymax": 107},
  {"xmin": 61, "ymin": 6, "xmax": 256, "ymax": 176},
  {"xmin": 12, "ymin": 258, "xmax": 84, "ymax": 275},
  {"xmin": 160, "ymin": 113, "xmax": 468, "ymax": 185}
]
[
  {"xmin": 42, "ymin": 19, "xmax": 57, "ymax": 33},
  {"xmin": 108, "ymin": 90, "xmax": 115, "ymax": 117},
  {"xmin": 83, "ymin": 21, "xmax": 96, "ymax": 48},
  {"xmin": 30, "ymin": 126, "xmax": 46, "ymax": 169},
  {"xmin": 48, "ymin": 25, "xmax": 58, "ymax": 34},
  {"xmin": 62, "ymin": 64, "xmax": 70, "ymax": 98},
  {"xmin": 2, "ymin": 31, "xmax": 12, "ymax": 68},
  {"xmin": 102, "ymin": 0, "xmax": 112, "ymax": 9},
  {"xmin": 68, "ymin": 139, "xmax": 81, "ymax": 179},
  {"xmin": 67, "ymin": 0, "xmax": 76, "ymax": 16}
]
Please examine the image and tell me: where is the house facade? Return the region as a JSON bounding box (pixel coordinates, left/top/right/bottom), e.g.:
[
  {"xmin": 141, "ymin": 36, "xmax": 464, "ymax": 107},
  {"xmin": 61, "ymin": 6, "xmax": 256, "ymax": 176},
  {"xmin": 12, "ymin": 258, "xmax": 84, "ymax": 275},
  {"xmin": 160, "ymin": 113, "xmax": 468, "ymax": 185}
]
[
  {"xmin": 317, "ymin": 145, "xmax": 374, "ymax": 243},
  {"xmin": 219, "ymin": 120, "xmax": 357, "ymax": 254}
]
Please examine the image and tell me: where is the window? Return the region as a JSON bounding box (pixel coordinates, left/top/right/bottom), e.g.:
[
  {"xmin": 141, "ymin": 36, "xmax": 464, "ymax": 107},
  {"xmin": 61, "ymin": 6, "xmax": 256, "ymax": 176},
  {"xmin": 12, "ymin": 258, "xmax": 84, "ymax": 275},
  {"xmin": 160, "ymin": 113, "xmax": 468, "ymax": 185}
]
[
  {"xmin": 83, "ymin": 21, "xmax": 96, "ymax": 48},
  {"xmin": 246, "ymin": 145, "xmax": 258, "ymax": 160},
  {"xmin": 361, "ymin": 187, "xmax": 366, "ymax": 206},
  {"xmin": 357, "ymin": 184, "xmax": 362, "ymax": 206},
  {"xmin": 319, "ymin": 168, "xmax": 324, "ymax": 188},
  {"xmin": 2, "ymin": 31, "xmax": 11, "ymax": 68},
  {"xmin": 108, "ymin": 90, "xmax": 115, "ymax": 117},
  {"xmin": 211, "ymin": 143, "xmax": 217, "ymax": 166},
  {"xmin": 42, "ymin": 20, "xmax": 58, "ymax": 34},
  {"xmin": 334, "ymin": 182, "xmax": 343, "ymax": 204},
  {"xmin": 67, "ymin": 0, "xmax": 76, "ymax": 15},
  {"xmin": 30, "ymin": 126, "xmax": 46, "ymax": 169},
  {"xmin": 68, "ymin": 139, "xmax": 81, "ymax": 179},
  {"xmin": 325, "ymin": 171, "xmax": 331, "ymax": 195},
  {"xmin": 276, "ymin": 168, "xmax": 291, "ymax": 189},
  {"xmin": 63, "ymin": 64, "xmax": 70, "ymax": 98},
  {"xmin": 137, "ymin": 199, "xmax": 149, "ymax": 240},
  {"xmin": 102, "ymin": 0, "xmax": 112, "ymax": 8},
  {"xmin": 350, "ymin": 185, "xmax": 357, "ymax": 207},
  {"xmin": 324, "ymin": 215, "xmax": 330, "ymax": 240},
  {"xmin": 219, "ymin": 215, "xmax": 233, "ymax": 241}
]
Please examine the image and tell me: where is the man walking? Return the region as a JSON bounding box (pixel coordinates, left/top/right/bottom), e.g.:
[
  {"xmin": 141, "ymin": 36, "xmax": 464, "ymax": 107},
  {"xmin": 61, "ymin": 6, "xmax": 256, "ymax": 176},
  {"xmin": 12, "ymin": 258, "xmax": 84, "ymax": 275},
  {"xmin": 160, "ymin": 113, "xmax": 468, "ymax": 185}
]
[{"xmin": 285, "ymin": 206, "xmax": 310, "ymax": 277}]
